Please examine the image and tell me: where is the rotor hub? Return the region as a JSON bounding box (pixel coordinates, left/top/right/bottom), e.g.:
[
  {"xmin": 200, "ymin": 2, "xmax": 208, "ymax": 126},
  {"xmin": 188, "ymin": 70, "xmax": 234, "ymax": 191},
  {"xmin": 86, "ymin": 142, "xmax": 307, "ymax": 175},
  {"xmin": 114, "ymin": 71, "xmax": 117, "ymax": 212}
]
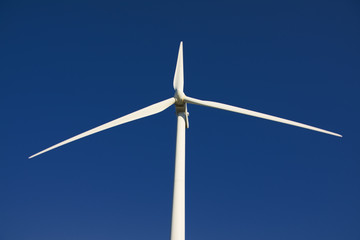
[{"xmin": 174, "ymin": 90, "xmax": 186, "ymax": 105}]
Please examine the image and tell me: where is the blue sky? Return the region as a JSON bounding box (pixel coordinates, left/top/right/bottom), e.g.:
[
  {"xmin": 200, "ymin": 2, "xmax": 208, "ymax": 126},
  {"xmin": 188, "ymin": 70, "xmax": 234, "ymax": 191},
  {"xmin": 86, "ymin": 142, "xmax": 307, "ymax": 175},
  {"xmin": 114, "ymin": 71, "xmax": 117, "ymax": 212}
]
[{"xmin": 1, "ymin": 0, "xmax": 359, "ymax": 239}]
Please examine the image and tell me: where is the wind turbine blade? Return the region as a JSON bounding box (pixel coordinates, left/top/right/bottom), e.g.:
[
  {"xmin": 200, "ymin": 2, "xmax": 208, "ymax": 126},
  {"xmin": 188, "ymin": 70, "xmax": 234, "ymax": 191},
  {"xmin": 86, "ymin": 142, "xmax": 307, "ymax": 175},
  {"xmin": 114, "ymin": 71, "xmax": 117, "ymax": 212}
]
[
  {"xmin": 173, "ymin": 41, "xmax": 184, "ymax": 92},
  {"xmin": 29, "ymin": 97, "xmax": 176, "ymax": 159},
  {"xmin": 184, "ymin": 96, "xmax": 342, "ymax": 137}
]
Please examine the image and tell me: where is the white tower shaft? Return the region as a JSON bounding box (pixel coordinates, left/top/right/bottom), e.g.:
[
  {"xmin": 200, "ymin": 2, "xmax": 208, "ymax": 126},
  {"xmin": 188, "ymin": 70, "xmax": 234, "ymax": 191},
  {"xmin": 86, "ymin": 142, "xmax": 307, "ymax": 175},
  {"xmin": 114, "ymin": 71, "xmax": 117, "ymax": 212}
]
[{"xmin": 171, "ymin": 112, "xmax": 186, "ymax": 240}]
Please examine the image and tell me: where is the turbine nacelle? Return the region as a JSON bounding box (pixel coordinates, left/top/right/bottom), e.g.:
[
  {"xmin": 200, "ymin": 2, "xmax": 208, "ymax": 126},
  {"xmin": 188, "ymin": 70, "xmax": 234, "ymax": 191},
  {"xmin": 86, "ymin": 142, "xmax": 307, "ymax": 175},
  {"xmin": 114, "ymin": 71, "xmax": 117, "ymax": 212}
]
[{"xmin": 174, "ymin": 91, "xmax": 189, "ymax": 128}]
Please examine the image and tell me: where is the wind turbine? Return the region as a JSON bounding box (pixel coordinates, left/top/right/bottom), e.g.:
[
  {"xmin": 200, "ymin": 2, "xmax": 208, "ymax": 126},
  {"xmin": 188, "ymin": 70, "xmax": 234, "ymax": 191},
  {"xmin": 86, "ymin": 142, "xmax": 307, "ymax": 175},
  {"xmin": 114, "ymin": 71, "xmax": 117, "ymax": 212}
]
[{"xmin": 29, "ymin": 42, "xmax": 342, "ymax": 240}]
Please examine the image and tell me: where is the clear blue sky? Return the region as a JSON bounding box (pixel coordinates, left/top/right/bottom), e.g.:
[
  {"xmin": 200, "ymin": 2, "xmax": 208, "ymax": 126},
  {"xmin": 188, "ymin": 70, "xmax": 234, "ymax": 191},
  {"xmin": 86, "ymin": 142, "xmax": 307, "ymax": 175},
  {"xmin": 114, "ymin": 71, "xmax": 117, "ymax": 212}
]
[{"xmin": 1, "ymin": 0, "xmax": 359, "ymax": 239}]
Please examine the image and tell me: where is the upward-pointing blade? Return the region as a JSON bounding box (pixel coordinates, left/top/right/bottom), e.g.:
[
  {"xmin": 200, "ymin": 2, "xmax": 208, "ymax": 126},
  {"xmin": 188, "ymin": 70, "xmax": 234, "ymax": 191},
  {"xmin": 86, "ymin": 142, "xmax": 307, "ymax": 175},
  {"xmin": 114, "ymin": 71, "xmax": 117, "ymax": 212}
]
[
  {"xmin": 184, "ymin": 96, "xmax": 342, "ymax": 137},
  {"xmin": 29, "ymin": 97, "xmax": 176, "ymax": 159},
  {"xmin": 173, "ymin": 42, "xmax": 184, "ymax": 92}
]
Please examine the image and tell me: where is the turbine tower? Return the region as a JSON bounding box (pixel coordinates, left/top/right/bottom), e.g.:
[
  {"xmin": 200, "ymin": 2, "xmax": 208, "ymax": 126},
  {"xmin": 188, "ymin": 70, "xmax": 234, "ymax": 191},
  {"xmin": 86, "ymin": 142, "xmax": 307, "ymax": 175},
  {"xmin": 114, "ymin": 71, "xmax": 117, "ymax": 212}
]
[{"xmin": 29, "ymin": 42, "xmax": 341, "ymax": 240}]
